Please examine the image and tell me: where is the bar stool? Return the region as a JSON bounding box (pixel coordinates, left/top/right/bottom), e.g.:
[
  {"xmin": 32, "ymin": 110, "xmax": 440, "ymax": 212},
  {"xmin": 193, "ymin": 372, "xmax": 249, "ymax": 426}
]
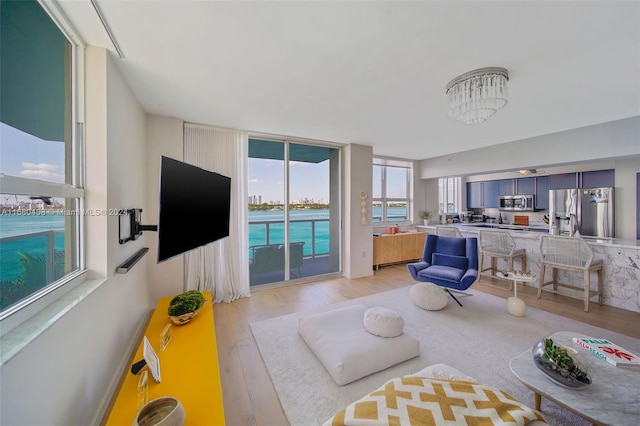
[
  {"xmin": 435, "ymin": 225, "xmax": 463, "ymax": 237},
  {"xmin": 538, "ymin": 235, "xmax": 603, "ymax": 312},
  {"xmin": 478, "ymin": 229, "xmax": 527, "ymax": 288}
]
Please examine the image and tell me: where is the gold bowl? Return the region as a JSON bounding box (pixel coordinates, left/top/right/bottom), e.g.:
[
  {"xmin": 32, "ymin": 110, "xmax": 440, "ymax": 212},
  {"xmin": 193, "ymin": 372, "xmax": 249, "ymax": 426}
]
[
  {"xmin": 168, "ymin": 311, "xmax": 197, "ymax": 325},
  {"xmin": 133, "ymin": 396, "xmax": 185, "ymax": 426}
]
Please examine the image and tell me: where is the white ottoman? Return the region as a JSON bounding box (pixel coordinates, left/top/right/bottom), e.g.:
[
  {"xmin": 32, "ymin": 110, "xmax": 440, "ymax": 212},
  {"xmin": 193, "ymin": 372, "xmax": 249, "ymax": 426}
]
[
  {"xmin": 363, "ymin": 307, "xmax": 404, "ymax": 337},
  {"xmin": 410, "ymin": 282, "xmax": 448, "ymax": 311},
  {"xmin": 298, "ymin": 304, "xmax": 420, "ymax": 385}
]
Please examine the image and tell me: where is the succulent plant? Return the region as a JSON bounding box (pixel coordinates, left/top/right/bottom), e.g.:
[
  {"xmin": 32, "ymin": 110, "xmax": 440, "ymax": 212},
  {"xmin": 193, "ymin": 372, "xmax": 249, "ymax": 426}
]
[
  {"xmin": 541, "ymin": 338, "xmax": 590, "ymax": 383},
  {"xmin": 168, "ymin": 290, "xmax": 206, "ymax": 317}
]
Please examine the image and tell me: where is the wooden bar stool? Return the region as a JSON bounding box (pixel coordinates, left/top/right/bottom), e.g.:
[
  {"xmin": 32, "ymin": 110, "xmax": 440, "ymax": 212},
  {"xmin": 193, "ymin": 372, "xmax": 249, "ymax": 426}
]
[
  {"xmin": 478, "ymin": 229, "xmax": 527, "ymax": 289},
  {"xmin": 538, "ymin": 235, "xmax": 603, "ymax": 312}
]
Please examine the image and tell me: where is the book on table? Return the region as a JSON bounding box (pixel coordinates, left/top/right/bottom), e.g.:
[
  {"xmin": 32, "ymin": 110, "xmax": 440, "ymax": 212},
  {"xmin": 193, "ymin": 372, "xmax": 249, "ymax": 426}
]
[{"xmin": 572, "ymin": 337, "xmax": 640, "ymax": 367}]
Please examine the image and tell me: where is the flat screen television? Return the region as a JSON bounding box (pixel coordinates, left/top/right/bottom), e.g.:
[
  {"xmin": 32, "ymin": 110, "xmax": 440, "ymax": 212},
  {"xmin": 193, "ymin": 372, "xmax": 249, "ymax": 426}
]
[{"xmin": 157, "ymin": 156, "xmax": 231, "ymax": 263}]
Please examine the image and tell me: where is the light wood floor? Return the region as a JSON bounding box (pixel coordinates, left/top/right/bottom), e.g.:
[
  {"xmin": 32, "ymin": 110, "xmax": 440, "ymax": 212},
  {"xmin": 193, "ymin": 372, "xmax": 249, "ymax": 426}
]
[{"xmin": 213, "ymin": 264, "xmax": 640, "ymax": 426}]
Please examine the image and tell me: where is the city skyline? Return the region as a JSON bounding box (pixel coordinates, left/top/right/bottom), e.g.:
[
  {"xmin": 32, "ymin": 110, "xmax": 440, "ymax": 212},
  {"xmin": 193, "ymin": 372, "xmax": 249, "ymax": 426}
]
[
  {"xmin": 248, "ymin": 195, "xmax": 327, "ymax": 205},
  {"xmin": 248, "ymin": 157, "xmax": 330, "ymax": 203}
]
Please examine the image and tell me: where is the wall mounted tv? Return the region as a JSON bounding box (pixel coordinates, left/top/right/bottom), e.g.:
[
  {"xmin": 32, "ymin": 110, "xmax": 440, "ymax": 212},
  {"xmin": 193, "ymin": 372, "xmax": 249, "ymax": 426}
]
[{"xmin": 157, "ymin": 156, "xmax": 231, "ymax": 263}]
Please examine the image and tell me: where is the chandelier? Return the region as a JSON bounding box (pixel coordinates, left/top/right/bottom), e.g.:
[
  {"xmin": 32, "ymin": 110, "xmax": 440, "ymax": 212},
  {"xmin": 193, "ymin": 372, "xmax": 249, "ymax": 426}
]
[{"xmin": 446, "ymin": 67, "xmax": 509, "ymax": 124}]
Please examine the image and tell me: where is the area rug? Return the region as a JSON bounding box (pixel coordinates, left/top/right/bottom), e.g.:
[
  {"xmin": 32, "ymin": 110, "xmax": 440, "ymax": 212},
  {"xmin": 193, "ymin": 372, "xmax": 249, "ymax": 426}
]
[{"xmin": 250, "ymin": 286, "xmax": 640, "ymax": 425}]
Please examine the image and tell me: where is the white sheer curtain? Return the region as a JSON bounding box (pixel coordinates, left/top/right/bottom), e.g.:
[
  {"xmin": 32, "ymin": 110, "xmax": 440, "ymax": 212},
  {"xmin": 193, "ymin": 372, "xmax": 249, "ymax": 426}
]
[{"xmin": 183, "ymin": 123, "xmax": 250, "ymax": 303}]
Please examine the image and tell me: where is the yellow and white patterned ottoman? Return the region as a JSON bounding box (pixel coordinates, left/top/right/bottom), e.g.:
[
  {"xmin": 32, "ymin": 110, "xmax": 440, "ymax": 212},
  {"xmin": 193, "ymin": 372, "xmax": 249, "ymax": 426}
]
[
  {"xmin": 324, "ymin": 367, "xmax": 547, "ymax": 425},
  {"xmin": 298, "ymin": 304, "xmax": 420, "ymax": 386}
]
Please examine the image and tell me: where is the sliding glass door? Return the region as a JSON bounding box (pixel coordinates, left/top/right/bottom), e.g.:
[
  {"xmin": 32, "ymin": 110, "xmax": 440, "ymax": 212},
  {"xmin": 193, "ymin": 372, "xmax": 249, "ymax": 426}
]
[{"xmin": 248, "ymin": 138, "xmax": 340, "ymax": 286}]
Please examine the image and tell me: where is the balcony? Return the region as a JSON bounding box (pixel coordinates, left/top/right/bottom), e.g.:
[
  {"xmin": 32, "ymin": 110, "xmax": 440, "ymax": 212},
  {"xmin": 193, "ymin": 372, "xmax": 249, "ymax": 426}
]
[{"xmin": 249, "ymin": 217, "xmax": 336, "ymax": 286}]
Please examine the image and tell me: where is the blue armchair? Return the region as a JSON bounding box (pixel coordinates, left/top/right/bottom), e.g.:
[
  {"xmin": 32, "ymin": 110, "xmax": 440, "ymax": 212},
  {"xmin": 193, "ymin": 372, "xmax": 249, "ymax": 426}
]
[{"xmin": 407, "ymin": 235, "xmax": 478, "ymax": 306}]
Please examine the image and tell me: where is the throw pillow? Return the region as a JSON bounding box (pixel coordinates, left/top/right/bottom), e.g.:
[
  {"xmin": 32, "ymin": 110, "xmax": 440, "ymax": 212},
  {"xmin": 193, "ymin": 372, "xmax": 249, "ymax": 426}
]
[{"xmin": 362, "ymin": 307, "xmax": 404, "ymax": 338}]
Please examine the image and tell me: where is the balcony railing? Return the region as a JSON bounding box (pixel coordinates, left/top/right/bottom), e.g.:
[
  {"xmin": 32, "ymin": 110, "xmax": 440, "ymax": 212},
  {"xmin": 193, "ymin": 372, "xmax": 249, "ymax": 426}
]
[
  {"xmin": 248, "ymin": 218, "xmax": 329, "ymax": 259},
  {"xmin": 0, "ymin": 230, "xmax": 63, "ymax": 285}
]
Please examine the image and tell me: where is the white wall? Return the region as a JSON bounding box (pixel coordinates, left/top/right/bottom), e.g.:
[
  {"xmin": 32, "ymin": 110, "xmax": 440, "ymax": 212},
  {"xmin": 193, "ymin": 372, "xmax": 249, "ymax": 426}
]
[
  {"xmin": 0, "ymin": 48, "xmax": 151, "ymax": 426},
  {"xmin": 418, "ymin": 117, "xmax": 640, "ymax": 239},
  {"xmin": 343, "ymin": 144, "xmax": 374, "ymax": 279},
  {"xmin": 418, "ymin": 116, "xmax": 639, "ymax": 179},
  {"xmin": 145, "ymin": 115, "xmax": 185, "ymax": 301},
  {"xmin": 414, "ymin": 176, "xmax": 438, "ymax": 225}
]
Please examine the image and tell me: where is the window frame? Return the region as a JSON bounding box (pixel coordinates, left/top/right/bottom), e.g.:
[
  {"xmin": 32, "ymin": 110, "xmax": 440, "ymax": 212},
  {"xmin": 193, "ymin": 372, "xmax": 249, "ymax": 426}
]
[
  {"xmin": 0, "ymin": 0, "xmax": 86, "ymax": 331},
  {"xmin": 372, "ymin": 158, "xmax": 413, "ymax": 224},
  {"xmin": 439, "ymin": 177, "xmax": 462, "ymax": 215}
]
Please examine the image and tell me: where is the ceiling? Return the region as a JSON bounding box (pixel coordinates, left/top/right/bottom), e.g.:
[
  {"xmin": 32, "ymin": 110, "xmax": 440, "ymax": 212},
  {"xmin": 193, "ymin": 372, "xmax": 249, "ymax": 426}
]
[{"xmin": 58, "ymin": 0, "xmax": 640, "ymax": 161}]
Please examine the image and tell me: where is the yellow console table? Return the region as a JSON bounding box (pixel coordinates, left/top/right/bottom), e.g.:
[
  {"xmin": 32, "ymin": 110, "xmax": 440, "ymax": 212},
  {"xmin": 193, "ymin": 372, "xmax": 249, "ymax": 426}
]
[{"xmin": 104, "ymin": 291, "xmax": 224, "ymax": 425}]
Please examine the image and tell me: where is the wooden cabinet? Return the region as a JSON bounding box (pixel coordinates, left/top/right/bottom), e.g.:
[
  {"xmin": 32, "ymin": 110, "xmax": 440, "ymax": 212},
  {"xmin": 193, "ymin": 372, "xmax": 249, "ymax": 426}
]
[{"xmin": 373, "ymin": 232, "xmax": 427, "ymax": 269}]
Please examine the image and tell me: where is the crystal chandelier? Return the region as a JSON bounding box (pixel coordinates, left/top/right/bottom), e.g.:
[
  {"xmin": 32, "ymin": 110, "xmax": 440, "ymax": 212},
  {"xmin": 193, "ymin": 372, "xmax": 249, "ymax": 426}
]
[{"xmin": 446, "ymin": 67, "xmax": 509, "ymax": 124}]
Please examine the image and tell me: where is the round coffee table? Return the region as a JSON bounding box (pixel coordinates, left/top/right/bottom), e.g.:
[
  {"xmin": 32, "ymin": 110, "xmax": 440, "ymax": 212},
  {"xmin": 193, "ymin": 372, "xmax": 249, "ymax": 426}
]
[
  {"xmin": 497, "ymin": 271, "xmax": 536, "ymax": 317},
  {"xmin": 509, "ymin": 331, "xmax": 640, "ymax": 425}
]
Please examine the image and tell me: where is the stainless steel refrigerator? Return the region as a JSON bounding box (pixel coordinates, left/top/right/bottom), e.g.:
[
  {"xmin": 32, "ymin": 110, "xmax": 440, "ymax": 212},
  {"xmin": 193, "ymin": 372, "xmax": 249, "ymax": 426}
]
[{"xmin": 549, "ymin": 188, "xmax": 614, "ymax": 238}]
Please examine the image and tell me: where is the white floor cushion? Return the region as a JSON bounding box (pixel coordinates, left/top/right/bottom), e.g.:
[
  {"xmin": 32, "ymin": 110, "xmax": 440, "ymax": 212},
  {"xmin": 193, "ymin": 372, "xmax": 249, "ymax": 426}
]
[
  {"xmin": 410, "ymin": 282, "xmax": 449, "ymax": 310},
  {"xmin": 298, "ymin": 304, "xmax": 420, "ymax": 385},
  {"xmin": 363, "ymin": 307, "xmax": 404, "ymax": 337}
]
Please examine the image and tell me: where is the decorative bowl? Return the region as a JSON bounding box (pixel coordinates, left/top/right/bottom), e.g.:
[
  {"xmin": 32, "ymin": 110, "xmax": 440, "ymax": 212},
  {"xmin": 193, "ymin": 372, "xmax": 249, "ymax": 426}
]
[
  {"xmin": 133, "ymin": 396, "xmax": 185, "ymax": 426},
  {"xmin": 532, "ymin": 338, "xmax": 591, "ymax": 390},
  {"xmin": 168, "ymin": 311, "xmax": 197, "ymax": 325}
]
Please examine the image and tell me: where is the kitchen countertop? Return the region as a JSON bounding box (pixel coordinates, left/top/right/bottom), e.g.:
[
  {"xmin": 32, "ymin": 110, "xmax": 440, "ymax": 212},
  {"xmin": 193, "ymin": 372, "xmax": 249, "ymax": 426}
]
[{"xmin": 415, "ymin": 223, "xmax": 640, "ymax": 249}]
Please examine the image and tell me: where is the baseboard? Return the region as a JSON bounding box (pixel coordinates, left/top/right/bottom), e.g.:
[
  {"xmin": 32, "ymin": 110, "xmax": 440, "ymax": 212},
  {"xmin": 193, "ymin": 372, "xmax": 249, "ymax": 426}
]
[{"xmin": 93, "ymin": 308, "xmax": 154, "ymax": 426}]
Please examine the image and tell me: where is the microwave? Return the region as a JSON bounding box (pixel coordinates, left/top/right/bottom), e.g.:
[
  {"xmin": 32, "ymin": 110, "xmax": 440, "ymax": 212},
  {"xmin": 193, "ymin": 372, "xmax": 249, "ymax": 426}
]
[{"xmin": 499, "ymin": 194, "xmax": 535, "ymax": 211}]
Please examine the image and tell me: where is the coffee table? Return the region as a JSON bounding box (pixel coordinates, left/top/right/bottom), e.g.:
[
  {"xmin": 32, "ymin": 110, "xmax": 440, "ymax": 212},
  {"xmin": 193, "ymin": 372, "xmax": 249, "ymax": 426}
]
[{"xmin": 509, "ymin": 331, "xmax": 640, "ymax": 425}]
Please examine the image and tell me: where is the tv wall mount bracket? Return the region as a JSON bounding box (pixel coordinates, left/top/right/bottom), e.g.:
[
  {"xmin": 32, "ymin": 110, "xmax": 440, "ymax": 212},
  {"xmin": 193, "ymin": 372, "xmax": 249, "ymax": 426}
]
[{"xmin": 118, "ymin": 208, "xmax": 157, "ymax": 244}]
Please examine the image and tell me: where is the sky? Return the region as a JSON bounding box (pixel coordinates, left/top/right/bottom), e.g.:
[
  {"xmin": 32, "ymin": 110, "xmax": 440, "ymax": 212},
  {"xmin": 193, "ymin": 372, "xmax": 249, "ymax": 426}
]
[
  {"xmin": 1, "ymin": 123, "xmax": 65, "ymax": 183},
  {"xmin": 2, "ymin": 122, "xmax": 404, "ymax": 206},
  {"xmin": 2, "ymin": 121, "xmax": 331, "ymax": 205},
  {"xmin": 248, "ymin": 157, "xmax": 330, "ymax": 204}
]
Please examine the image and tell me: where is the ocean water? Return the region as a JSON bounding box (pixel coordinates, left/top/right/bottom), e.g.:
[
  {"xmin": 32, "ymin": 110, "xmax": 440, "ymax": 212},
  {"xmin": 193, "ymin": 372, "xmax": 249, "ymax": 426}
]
[
  {"xmin": 249, "ymin": 209, "xmax": 332, "ymax": 257},
  {"xmin": 1, "ymin": 207, "xmax": 408, "ymax": 281},
  {"xmin": 0, "ymin": 212, "xmax": 66, "ymax": 282}
]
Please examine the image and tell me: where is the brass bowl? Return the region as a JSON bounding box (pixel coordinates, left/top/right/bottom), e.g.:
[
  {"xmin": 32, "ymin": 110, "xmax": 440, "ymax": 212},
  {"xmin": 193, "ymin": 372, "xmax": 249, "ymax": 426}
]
[
  {"xmin": 133, "ymin": 396, "xmax": 185, "ymax": 426},
  {"xmin": 168, "ymin": 311, "xmax": 197, "ymax": 325}
]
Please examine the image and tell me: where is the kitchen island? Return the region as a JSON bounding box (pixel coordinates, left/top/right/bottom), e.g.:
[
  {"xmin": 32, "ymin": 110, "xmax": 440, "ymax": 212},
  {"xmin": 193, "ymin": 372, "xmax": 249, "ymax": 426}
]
[{"xmin": 417, "ymin": 224, "xmax": 640, "ymax": 313}]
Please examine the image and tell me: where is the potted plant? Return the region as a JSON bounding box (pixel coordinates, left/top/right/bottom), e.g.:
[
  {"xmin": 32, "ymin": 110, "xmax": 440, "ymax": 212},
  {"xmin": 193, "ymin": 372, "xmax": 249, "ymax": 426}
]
[
  {"xmin": 167, "ymin": 290, "xmax": 206, "ymax": 325},
  {"xmin": 419, "ymin": 210, "xmax": 433, "ymax": 226}
]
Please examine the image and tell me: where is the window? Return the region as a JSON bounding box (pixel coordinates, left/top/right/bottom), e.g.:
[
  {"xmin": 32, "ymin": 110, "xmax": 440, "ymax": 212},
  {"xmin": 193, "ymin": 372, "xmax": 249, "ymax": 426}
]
[
  {"xmin": 373, "ymin": 158, "xmax": 412, "ymax": 223},
  {"xmin": 248, "ymin": 138, "xmax": 341, "ymax": 286},
  {"xmin": 439, "ymin": 177, "xmax": 462, "ymax": 214},
  {"xmin": 0, "ymin": 0, "xmax": 84, "ymax": 321}
]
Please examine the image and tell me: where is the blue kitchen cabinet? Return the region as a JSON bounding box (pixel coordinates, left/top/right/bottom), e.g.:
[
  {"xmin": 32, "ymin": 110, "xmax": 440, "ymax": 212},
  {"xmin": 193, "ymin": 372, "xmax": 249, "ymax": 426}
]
[
  {"xmin": 549, "ymin": 173, "xmax": 578, "ymax": 190},
  {"xmin": 535, "ymin": 176, "xmax": 549, "ymax": 209},
  {"xmin": 581, "ymin": 169, "xmax": 614, "ymax": 188},
  {"xmin": 498, "ymin": 179, "xmax": 514, "ymax": 195},
  {"xmin": 515, "ymin": 177, "xmax": 535, "ymax": 195},
  {"xmin": 467, "ymin": 182, "xmax": 483, "ymax": 208},
  {"xmin": 483, "ymin": 180, "xmax": 499, "ymax": 208}
]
